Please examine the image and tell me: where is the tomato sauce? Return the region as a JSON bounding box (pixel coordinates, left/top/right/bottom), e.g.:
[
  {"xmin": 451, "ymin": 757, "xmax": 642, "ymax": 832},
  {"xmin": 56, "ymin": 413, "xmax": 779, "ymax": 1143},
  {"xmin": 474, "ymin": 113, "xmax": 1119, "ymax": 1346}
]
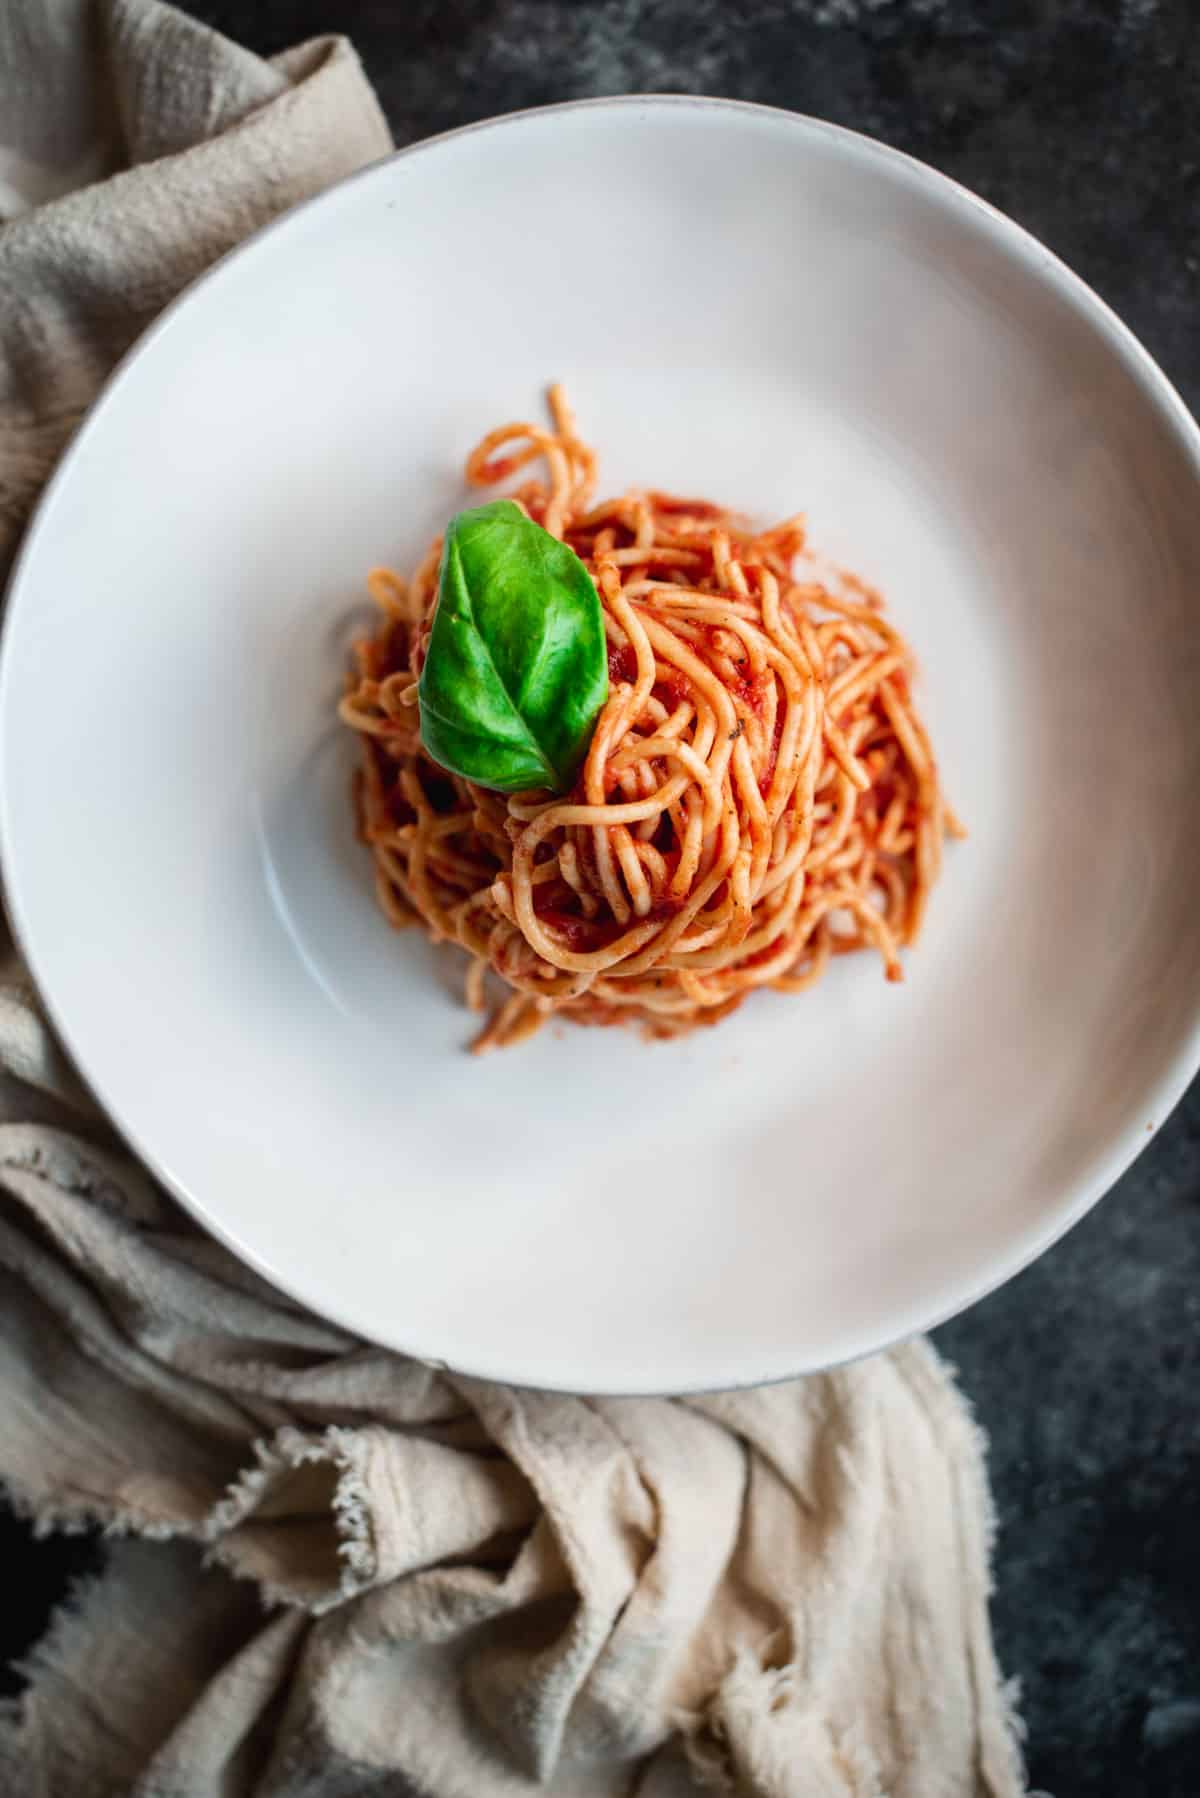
[
  {"xmin": 607, "ymin": 644, "xmax": 638, "ymax": 685},
  {"xmin": 646, "ymin": 891, "xmax": 687, "ymax": 925},
  {"xmin": 656, "ymin": 673, "xmax": 688, "ymax": 711},
  {"xmin": 759, "ymin": 710, "xmax": 784, "ymax": 797},
  {"xmin": 647, "ymin": 492, "xmax": 725, "ymax": 519},
  {"xmin": 532, "ymin": 908, "xmax": 596, "ymax": 952},
  {"xmin": 479, "ymin": 455, "xmax": 518, "ymax": 483}
]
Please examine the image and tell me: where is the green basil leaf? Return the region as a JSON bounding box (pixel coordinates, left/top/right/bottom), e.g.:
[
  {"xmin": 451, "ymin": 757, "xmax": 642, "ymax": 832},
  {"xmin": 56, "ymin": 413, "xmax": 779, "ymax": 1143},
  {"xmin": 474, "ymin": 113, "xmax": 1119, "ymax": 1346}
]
[{"xmin": 418, "ymin": 500, "xmax": 608, "ymax": 794}]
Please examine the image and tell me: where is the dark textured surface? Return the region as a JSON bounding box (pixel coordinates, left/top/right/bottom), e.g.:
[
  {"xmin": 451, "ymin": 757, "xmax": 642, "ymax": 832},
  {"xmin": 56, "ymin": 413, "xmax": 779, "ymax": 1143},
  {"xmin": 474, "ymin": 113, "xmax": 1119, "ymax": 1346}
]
[{"xmin": 4, "ymin": 3, "xmax": 1200, "ymax": 1794}]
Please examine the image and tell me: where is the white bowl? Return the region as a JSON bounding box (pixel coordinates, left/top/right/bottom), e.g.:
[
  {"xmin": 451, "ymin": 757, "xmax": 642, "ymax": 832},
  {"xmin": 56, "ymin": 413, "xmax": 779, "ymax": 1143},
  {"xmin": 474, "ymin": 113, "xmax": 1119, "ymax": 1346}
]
[{"xmin": 4, "ymin": 99, "xmax": 1200, "ymax": 1394}]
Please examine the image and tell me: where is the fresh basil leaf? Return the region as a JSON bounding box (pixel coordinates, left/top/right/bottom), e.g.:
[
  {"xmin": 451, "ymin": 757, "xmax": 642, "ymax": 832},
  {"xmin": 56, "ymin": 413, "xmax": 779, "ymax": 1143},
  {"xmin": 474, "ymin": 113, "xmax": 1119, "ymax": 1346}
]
[{"xmin": 418, "ymin": 500, "xmax": 608, "ymax": 794}]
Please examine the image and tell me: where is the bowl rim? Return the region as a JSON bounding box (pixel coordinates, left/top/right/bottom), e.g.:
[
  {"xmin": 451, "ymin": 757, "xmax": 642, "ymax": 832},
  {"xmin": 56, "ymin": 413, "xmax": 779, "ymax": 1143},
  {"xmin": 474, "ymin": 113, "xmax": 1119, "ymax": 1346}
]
[{"xmin": 4, "ymin": 93, "xmax": 1200, "ymax": 1394}]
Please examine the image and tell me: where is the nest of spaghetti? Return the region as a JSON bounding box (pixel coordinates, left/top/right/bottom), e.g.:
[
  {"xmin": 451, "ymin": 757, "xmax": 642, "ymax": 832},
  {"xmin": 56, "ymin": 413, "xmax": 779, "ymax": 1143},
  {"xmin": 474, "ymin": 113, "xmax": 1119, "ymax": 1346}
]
[{"xmin": 341, "ymin": 390, "xmax": 962, "ymax": 1052}]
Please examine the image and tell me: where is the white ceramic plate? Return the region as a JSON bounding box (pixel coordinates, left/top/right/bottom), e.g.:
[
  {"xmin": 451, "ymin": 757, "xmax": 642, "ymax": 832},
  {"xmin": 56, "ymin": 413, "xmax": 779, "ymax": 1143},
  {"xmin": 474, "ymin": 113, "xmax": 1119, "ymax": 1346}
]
[{"xmin": 4, "ymin": 99, "xmax": 1200, "ymax": 1394}]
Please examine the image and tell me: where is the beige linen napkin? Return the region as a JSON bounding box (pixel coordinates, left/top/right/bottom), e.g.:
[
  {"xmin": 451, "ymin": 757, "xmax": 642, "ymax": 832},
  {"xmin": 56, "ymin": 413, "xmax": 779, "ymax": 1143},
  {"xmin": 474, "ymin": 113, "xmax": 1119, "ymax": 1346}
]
[
  {"xmin": 0, "ymin": 5, "xmax": 1026, "ymax": 1794},
  {"xmin": 0, "ymin": 0, "xmax": 390, "ymax": 578}
]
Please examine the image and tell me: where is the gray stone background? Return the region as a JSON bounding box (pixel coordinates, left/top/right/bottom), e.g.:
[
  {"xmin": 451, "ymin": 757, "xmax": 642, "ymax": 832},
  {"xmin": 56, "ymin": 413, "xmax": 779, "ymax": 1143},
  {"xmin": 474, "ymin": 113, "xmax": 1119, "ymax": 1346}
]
[{"xmin": 3, "ymin": 4, "xmax": 1198, "ymax": 1795}]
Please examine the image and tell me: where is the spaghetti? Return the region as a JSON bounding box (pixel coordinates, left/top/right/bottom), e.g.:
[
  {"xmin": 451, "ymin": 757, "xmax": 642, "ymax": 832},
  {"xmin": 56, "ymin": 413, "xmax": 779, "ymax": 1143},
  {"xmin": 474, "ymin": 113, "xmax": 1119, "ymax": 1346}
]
[{"xmin": 340, "ymin": 390, "xmax": 963, "ymax": 1051}]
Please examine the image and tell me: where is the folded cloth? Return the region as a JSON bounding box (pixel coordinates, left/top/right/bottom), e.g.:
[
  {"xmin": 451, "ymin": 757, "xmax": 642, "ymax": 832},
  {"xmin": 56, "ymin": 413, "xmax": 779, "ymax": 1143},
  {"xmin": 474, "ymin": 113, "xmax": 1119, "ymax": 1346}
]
[
  {"xmin": 0, "ymin": 5, "xmax": 1026, "ymax": 1795},
  {"xmin": 0, "ymin": 0, "xmax": 391, "ymax": 580},
  {"xmin": 0, "ymin": 1127, "xmax": 1025, "ymax": 1798}
]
